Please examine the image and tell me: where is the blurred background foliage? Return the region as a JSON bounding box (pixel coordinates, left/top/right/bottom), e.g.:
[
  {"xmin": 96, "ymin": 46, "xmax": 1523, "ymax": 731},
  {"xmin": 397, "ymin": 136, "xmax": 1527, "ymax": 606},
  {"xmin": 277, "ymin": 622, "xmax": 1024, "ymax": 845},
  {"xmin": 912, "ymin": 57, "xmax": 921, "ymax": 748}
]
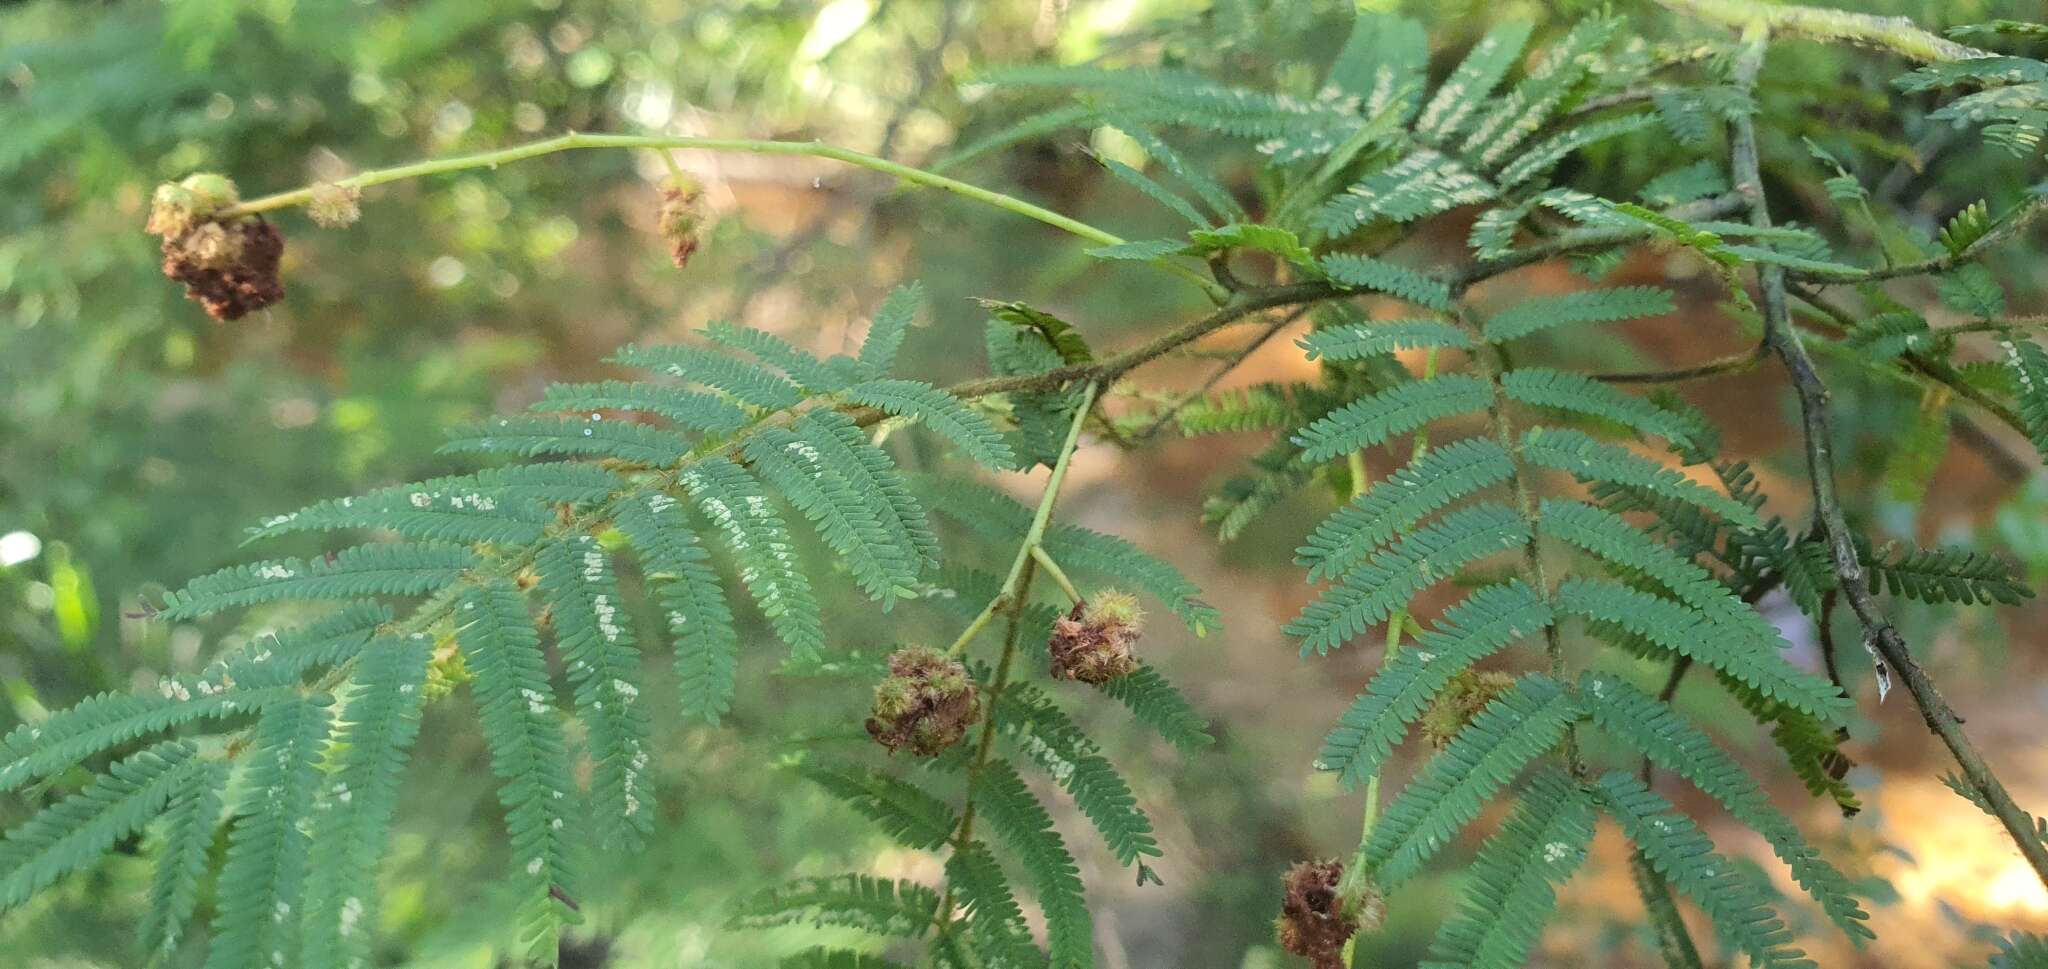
[{"xmin": 5, "ymin": 0, "xmax": 2048, "ymax": 966}]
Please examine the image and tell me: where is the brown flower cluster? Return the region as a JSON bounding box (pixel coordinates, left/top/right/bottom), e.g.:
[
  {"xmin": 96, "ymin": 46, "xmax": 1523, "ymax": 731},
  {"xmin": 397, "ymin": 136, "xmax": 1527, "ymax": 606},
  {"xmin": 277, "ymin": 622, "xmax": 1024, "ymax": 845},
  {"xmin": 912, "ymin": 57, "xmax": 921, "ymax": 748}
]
[
  {"xmin": 1274, "ymin": 859, "xmax": 1375, "ymax": 969},
  {"xmin": 1048, "ymin": 590, "xmax": 1143, "ymax": 685},
  {"xmin": 657, "ymin": 177, "xmax": 705, "ymax": 269},
  {"xmin": 866, "ymin": 647, "xmax": 981, "ymax": 757},
  {"xmin": 146, "ymin": 174, "xmax": 284, "ymax": 321}
]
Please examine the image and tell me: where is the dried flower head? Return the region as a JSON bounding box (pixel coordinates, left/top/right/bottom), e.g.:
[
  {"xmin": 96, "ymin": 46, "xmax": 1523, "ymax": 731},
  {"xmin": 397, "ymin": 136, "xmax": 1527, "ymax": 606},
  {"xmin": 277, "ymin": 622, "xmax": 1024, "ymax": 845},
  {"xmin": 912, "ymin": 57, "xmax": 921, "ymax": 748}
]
[
  {"xmin": 866, "ymin": 647, "xmax": 980, "ymax": 757},
  {"xmin": 657, "ymin": 176, "xmax": 705, "ymax": 268},
  {"xmin": 1048, "ymin": 589, "xmax": 1143, "ymax": 685},
  {"xmin": 1420, "ymin": 668, "xmax": 1517, "ymax": 748},
  {"xmin": 308, "ymin": 182, "xmax": 363, "ymax": 228},
  {"xmin": 159, "ymin": 218, "xmax": 286, "ymax": 321},
  {"xmin": 1274, "ymin": 859, "xmax": 1363, "ymax": 969}
]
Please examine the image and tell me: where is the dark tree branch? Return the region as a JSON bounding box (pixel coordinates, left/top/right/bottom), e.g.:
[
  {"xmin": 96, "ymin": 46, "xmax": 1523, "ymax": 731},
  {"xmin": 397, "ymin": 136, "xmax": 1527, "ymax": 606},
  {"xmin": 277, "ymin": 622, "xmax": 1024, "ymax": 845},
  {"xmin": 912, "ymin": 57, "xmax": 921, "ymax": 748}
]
[{"xmin": 1727, "ymin": 27, "xmax": 2048, "ymax": 890}]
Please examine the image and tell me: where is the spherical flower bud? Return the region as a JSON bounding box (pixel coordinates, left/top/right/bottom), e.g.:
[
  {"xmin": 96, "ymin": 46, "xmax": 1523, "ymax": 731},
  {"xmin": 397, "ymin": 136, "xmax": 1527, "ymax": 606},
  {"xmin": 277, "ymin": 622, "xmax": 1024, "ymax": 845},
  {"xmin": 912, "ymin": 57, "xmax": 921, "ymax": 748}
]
[
  {"xmin": 308, "ymin": 182, "xmax": 363, "ymax": 228},
  {"xmin": 1420, "ymin": 669, "xmax": 1517, "ymax": 748},
  {"xmin": 657, "ymin": 177, "xmax": 705, "ymax": 268},
  {"xmin": 1048, "ymin": 589, "xmax": 1143, "ymax": 685},
  {"xmin": 865, "ymin": 647, "xmax": 980, "ymax": 757},
  {"xmin": 146, "ymin": 173, "xmax": 240, "ymax": 240},
  {"xmin": 1274, "ymin": 859, "xmax": 1364, "ymax": 969}
]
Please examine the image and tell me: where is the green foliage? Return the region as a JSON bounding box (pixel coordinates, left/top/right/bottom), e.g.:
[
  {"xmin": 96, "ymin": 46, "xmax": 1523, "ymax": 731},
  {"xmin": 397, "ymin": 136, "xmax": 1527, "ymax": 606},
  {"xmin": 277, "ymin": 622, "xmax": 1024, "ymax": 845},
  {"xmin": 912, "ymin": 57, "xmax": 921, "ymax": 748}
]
[
  {"xmin": 975, "ymin": 759, "xmax": 1091, "ymax": 969},
  {"xmin": 1291, "ymin": 376, "xmax": 1492, "ymax": 463},
  {"xmin": 1317, "ymin": 254, "xmax": 1453, "ymax": 310},
  {"xmin": 1482, "ymin": 287, "xmax": 1676, "ymax": 343},
  {"xmin": 205, "ymin": 698, "xmax": 331, "ymax": 969},
  {"xmin": 1363, "ymin": 675, "xmax": 1578, "ymax": 886},
  {"xmin": 13, "ymin": 5, "xmax": 2048, "ymax": 967},
  {"xmin": 727, "ymin": 875, "xmax": 940, "ymax": 938},
  {"xmin": 1418, "ymin": 769, "xmax": 1596, "ymax": 969},
  {"xmin": 0, "ymin": 742, "xmax": 202, "ymax": 912},
  {"xmin": 1594, "ymin": 771, "xmax": 1814, "ymax": 969},
  {"xmin": 1316, "ymin": 581, "xmax": 1552, "ymax": 787}
]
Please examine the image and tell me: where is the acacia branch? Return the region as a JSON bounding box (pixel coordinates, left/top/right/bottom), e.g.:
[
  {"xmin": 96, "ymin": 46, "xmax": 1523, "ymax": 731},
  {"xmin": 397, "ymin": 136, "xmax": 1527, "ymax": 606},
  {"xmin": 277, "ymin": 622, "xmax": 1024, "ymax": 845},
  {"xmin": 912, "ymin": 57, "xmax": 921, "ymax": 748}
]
[
  {"xmin": 1726, "ymin": 26, "xmax": 2048, "ymax": 889},
  {"xmin": 1658, "ymin": 0, "xmax": 1991, "ymax": 63}
]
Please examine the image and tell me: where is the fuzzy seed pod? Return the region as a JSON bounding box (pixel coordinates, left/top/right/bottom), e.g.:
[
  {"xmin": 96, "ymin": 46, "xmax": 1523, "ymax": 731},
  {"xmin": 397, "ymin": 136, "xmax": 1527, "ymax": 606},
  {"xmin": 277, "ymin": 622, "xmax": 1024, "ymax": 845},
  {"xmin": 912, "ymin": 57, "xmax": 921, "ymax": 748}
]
[
  {"xmin": 866, "ymin": 647, "xmax": 980, "ymax": 757},
  {"xmin": 657, "ymin": 177, "xmax": 705, "ymax": 269},
  {"xmin": 1274, "ymin": 859, "xmax": 1362, "ymax": 969},
  {"xmin": 1420, "ymin": 669, "xmax": 1517, "ymax": 748},
  {"xmin": 308, "ymin": 182, "xmax": 363, "ymax": 228},
  {"xmin": 1048, "ymin": 590, "xmax": 1143, "ymax": 685}
]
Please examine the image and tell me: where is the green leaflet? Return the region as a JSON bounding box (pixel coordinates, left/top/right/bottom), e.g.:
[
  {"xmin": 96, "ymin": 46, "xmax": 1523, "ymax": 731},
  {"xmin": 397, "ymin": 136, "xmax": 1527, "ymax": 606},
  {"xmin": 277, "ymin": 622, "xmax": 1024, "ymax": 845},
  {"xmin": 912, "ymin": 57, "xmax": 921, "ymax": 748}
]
[
  {"xmin": 1865, "ymin": 540, "xmax": 2034, "ymax": 605},
  {"xmin": 843, "ymin": 379, "xmax": 1017, "ymax": 470},
  {"xmin": 1483, "ymin": 287, "xmax": 1675, "ymax": 342},
  {"xmin": 0, "ymin": 683, "xmax": 286, "ymax": 794},
  {"xmin": 1291, "ymin": 375, "xmax": 1491, "ymax": 463},
  {"xmin": 615, "ymin": 492, "xmax": 740, "ymax": 725},
  {"xmin": 682, "ymin": 456, "xmax": 825, "ymax": 658},
  {"xmin": 798, "ymin": 764, "xmax": 956, "ymax": 851},
  {"xmin": 797, "ymin": 410, "xmax": 942, "ymax": 568},
  {"xmin": 1288, "ymin": 503, "xmax": 1531, "ymax": 656},
  {"xmin": 611, "ymin": 342, "xmax": 804, "ymax": 410},
  {"xmin": 1556, "ymin": 577, "xmax": 1847, "ymax": 720},
  {"xmin": 728, "ymin": 874, "xmax": 941, "ymax": 938},
  {"xmin": 1594, "ymin": 771, "xmax": 1817, "ymax": 969},
  {"xmin": 707, "ymin": 320, "xmax": 846, "ymax": 392},
  {"xmin": 1313, "ymin": 149, "xmax": 1498, "ymax": 236},
  {"xmin": 1296, "ymin": 438, "xmax": 1516, "ymax": 583},
  {"xmin": 1579, "ymin": 674, "xmax": 1872, "ymax": 941},
  {"xmin": 301, "ymin": 635, "xmax": 433, "ymax": 969},
  {"xmin": 1316, "ymin": 581, "xmax": 1552, "ymax": 787},
  {"xmin": 745, "ymin": 425, "xmax": 922, "ymax": 605},
  {"xmin": 1364, "ymin": 675, "xmax": 1577, "ymax": 886},
  {"xmin": 1298, "ymin": 318, "xmax": 1472, "ymax": 361},
  {"xmin": 944, "ymin": 845, "xmax": 1044, "ymax": 968},
  {"xmin": 1415, "ymin": 22, "xmax": 1534, "ymax": 143},
  {"xmin": 158, "ymin": 542, "xmax": 477, "ymax": 619},
  {"xmin": 1999, "ymin": 337, "xmax": 2048, "ymax": 462},
  {"xmin": 1318, "ymin": 253, "xmax": 1453, "ymax": 309},
  {"xmin": 1419, "ymin": 769, "xmax": 1596, "ymax": 969},
  {"xmin": 534, "ymin": 380, "xmax": 750, "ymax": 433},
  {"xmin": 204, "ymin": 699, "xmax": 331, "ymax": 969},
  {"xmin": 1538, "ymin": 498, "xmax": 1788, "ymax": 652},
  {"xmin": 1500, "ymin": 369, "xmax": 1696, "ymax": 447},
  {"xmin": 536, "ymin": 536, "xmax": 653, "ymax": 848},
  {"xmin": 1521, "ymin": 426, "xmax": 1761, "ymax": 528},
  {"xmin": 1098, "ymin": 665, "xmax": 1214, "ymax": 752},
  {"xmin": 994, "ymin": 681, "xmax": 1160, "ymax": 869},
  {"xmin": 0, "ymin": 742, "xmax": 203, "ymax": 912},
  {"xmin": 442, "ymin": 414, "xmax": 691, "ymax": 466},
  {"xmin": 976, "ymin": 759, "xmax": 1092, "ymax": 969},
  {"xmin": 857, "ymin": 282, "xmax": 923, "ymax": 379},
  {"xmin": 1460, "ymin": 17, "xmax": 1622, "ymax": 169},
  {"xmin": 455, "ymin": 581, "xmax": 578, "ymax": 931},
  {"xmin": 142, "ymin": 759, "xmax": 226, "ymax": 961}
]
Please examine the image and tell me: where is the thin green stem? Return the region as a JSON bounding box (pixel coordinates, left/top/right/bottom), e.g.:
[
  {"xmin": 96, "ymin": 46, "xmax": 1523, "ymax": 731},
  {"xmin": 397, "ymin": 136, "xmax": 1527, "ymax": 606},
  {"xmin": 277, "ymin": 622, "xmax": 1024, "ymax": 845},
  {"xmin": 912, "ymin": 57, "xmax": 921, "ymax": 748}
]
[
  {"xmin": 1340, "ymin": 349, "xmax": 1439, "ymax": 952},
  {"xmin": 1654, "ymin": 0, "xmax": 1989, "ymax": 63},
  {"xmin": 948, "ymin": 381, "xmax": 1098, "ymax": 661},
  {"xmin": 1029, "ymin": 546, "xmax": 1084, "ymax": 606},
  {"xmin": 940, "ymin": 557, "xmax": 1038, "ymax": 929},
  {"xmin": 218, "ymin": 131, "xmax": 1231, "ymax": 302}
]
